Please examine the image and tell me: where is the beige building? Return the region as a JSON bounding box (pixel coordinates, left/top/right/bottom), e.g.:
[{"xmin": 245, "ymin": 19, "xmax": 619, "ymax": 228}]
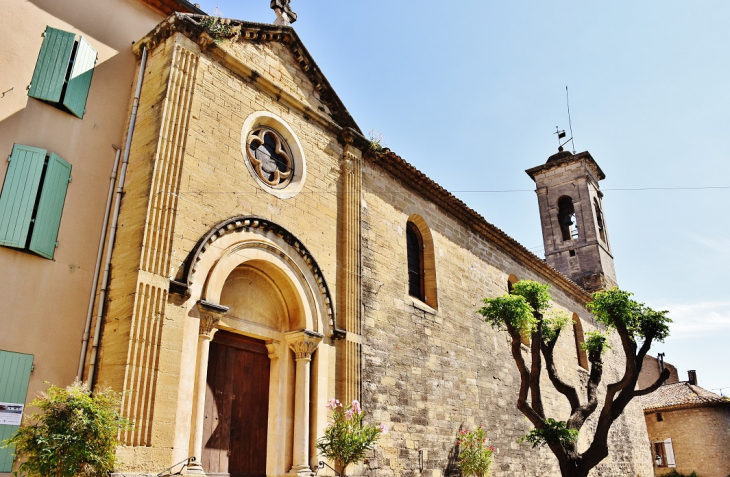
[
  {"xmin": 642, "ymin": 372, "xmax": 730, "ymax": 477},
  {"xmin": 2, "ymin": 5, "xmax": 663, "ymax": 477},
  {"xmin": 0, "ymin": 0, "xmax": 202, "ymax": 473}
]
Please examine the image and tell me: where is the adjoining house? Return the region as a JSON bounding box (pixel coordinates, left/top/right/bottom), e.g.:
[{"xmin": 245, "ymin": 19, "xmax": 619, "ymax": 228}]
[{"xmin": 642, "ymin": 370, "xmax": 730, "ymax": 477}]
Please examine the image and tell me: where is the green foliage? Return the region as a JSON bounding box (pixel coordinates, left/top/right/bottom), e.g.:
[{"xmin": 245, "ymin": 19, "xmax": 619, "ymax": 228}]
[
  {"xmin": 662, "ymin": 470, "xmax": 701, "ymax": 477},
  {"xmin": 478, "ymin": 294, "xmax": 536, "ymax": 337},
  {"xmin": 1, "ymin": 381, "xmax": 133, "ymax": 477},
  {"xmin": 518, "ymin": 418, "xmax": 579, "ymax": 449},
  {"xmin": 587, "ymin": 288, "xmax": 671, "ymax": 343},
  {"xmin": 510, "ymin": 280, "xmax": 551, "ymax": 313},
  {"xmin": 457, "ymin": 426, "xmax": 494, "ymax": 477},
  {"xmin": 581, "ymin": 331, "xmax": 611, "ymax": 354},
  {"xmin": 541, "ymin": 310, "xmax": 571, "ymax": 343},
  {"xmin": 199, "ymin": 10, "xmax": 241, "ymax": 42},
  {"xmin": 316, "ymin": 399, "xmax": 386, "ymax": 475},
  {"xmin": 368, "ymin": 130, "xmax": 384, "ymax": 151}
]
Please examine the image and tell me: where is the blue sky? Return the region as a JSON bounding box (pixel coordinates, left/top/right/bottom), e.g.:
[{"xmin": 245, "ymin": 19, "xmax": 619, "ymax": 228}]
[{"xmin": 193, "ymin": 1, "xmax": 729, "ymax": 394}]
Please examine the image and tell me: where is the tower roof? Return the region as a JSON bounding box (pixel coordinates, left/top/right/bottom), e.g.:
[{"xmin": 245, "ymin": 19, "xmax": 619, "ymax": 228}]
[{"xmin": 525, "ymin": 149, "xmax": 606, "ymax": 182}]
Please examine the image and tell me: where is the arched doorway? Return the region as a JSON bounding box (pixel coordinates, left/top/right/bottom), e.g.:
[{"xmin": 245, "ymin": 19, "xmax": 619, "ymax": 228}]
[{"xmin": 181, "ymin": 217, "xmax": 335, "ymax": 477}]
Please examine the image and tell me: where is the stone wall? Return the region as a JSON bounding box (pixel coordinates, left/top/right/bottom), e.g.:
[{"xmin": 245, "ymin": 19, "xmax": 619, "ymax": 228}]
[
  {"xmin": 638, "ymin": 356, "xmax": 679, "ymax": 389},
  {"xmin": 360, "ymin": 160, "xmax": 654, "ymax": 477},
  {"xmin": 646, "ymin": 406, "xmax": 730, "ymax": 477}
]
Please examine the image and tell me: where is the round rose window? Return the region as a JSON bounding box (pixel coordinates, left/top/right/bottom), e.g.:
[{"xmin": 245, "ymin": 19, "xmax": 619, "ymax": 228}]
[{"xmin": 246, "ymin": 126, "xmax": 294, "ymax": 189}]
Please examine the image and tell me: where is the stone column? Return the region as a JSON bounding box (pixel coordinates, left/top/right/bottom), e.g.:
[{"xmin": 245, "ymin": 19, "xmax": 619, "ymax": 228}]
[
  {"xmin": 186, "ymin": 300, "xmax": 229, "ymax": 475},
  {"xmin": 285, "ymin": 330, "xmax": 324, "ymax": 477}
]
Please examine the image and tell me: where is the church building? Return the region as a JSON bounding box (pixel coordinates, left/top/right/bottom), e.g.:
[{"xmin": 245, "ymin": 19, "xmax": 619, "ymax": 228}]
[{"xmin": 0, "ymin": 2, "xmax": 656, "ymax": 476}]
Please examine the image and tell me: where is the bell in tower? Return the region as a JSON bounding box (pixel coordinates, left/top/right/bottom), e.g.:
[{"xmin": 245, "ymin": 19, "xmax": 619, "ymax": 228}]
[{"xmin": 526, "ymin": 147, "xmax": 617, "ymax": 292}]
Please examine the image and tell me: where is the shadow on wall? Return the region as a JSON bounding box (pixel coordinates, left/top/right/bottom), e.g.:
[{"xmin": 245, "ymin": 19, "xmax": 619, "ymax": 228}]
[{"xmin": 444, "ymin": 436, "xmax": 460, "ymax": 477}]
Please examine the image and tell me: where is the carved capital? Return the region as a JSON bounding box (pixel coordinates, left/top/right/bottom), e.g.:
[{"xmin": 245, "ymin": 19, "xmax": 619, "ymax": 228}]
[
  {"xmin": 197, "ymin": 300, "xmax": 229, "ymax": 338},
  {"xmin": 285, "ymin": 330, "xmax": 324, "ymax": 361}
]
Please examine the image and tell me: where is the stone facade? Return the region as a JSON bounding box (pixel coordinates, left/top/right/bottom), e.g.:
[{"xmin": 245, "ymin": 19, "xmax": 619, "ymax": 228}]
[
  {"xmin": 638, "ymin": 355, "xmax": 679, "ymax": 390},
  {"xmin": 646, "ymin": 405, "xmax": 730, "ymax": 477},
  {"xmin": 84, "ymin": 13, "xmax": 657, "ymax": 477}
]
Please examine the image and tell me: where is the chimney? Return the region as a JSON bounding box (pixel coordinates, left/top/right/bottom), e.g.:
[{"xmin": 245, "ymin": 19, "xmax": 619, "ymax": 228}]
[{"xmin": 688, "ymin": 370, "xmax": 697, "ymax": 386}]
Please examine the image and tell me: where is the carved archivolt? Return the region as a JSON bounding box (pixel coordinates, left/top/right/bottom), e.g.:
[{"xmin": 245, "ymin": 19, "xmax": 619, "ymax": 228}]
[{"xmin": 172, "ymin": 216, "xmax": 336, "ymax": 333}]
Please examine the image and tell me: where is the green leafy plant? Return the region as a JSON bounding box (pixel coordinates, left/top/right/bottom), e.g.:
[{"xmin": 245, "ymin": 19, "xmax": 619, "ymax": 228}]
[
  {"xmin": 478, "ymin": 283, "xmax": 672, "ymax": 477},
  {"xmin": 368, "ymin": 130, "xmax": 385, "ymax": 151},
  {"xmin": 662, "ymin": 471, "xmax": 701, "ymax": 477},
  {"xmin": 199, "ymin": 9, "xmax": 241, "ymax": 43},
  {"xmin": 518, "ymin": 418, "xmax": 579, "ymax": 449},
  {"xmin": 316, "ymin": 399, "xmax": 386, "ymax": 476},
  {"xmin": 457, "ymin": 426, "xmax": 494, "ymax": 477},
  {"xmin": 1, "ymin": 381, "xmax": 133, "ymax": 477}
]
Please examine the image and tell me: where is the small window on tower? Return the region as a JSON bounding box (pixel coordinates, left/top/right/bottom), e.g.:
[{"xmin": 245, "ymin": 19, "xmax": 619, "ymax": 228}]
[
  {"xmin": 594, "ymin": 198, "xmax": 607, "ymax": 243},
  {"xmin": 557, "ymin": 196, "xmax": 579, "ymax": 241}
]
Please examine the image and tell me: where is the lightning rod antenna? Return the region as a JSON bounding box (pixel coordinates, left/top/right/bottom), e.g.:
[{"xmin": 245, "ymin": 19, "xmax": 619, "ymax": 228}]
[{"xmin": 566, "ymin": 86, "xmax": 576, "ymax": 153}]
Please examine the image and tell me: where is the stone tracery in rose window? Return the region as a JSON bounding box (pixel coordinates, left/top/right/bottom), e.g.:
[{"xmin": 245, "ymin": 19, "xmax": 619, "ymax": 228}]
[{"xmin": 246, "ymin": 126, "xmax": 294, "ymax": 188}]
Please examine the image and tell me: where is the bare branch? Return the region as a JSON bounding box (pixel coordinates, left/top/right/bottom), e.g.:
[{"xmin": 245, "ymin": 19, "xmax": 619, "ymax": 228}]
[{"xmin": 634, "ymin": 368, "xmax": 670, "ymax": 397}]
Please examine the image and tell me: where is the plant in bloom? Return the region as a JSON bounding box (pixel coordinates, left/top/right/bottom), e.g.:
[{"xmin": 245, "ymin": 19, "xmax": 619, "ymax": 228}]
[
  {"xmin": 316, "ymin": 399, "xmax": 387, "ymax": 476},
  {"xmin": 457, "ymin": 426, "xmax": 495, "ymax": 477}
]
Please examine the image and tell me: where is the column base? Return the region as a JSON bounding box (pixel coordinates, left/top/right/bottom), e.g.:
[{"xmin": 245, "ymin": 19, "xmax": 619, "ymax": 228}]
[
  {"xmin": 183, "ymin": 463, "xmax": 206, "ymax": 475},
  {"xmin": 288, "ymin": 465, "xmax": 314, "ymax": 477}
]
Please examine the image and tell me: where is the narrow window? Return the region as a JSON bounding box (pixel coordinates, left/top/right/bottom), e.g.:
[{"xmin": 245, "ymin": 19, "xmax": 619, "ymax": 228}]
[
  {"xmin": 0, "ymin": 144, "xmax": 72, "ymax": 259},
  {"xmin": 407, "ymin": 221, "xmax": 424, "ymax": 301},
  {"xmin": 28, "ymin": 26, "xmax": 97, "ymax": 118},
  {"xmin": 656, "ymin": 413, "xmax": 663, "ymax": 422},
  {"xmin": 572, "ymin": 314, "xmax": 589, "ymax": 370},
  {"xmin": 594, "ymin": 198, "xmax": 607, "ymax": 243},
  {"xmin": 557, "ymin": 196, "xmax": 578, "ymax": 241}
]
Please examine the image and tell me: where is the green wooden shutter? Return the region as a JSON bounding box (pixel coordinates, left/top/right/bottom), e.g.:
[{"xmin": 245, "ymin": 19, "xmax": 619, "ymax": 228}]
[
  {"xmin": 29, "ymin": 153, "xmax": 71, "ymax": 259},
  {"xmin": 63, "ymin": 36, "xmax": 96, "ymax": 118},
  {"xmin": 0, "ymin": 145, "xmax": 47, "ymax": 248},
  {"xmin": 28, "ymin": 27, "xmax": 75, "ymax": 103},
  {"xmin": 0, "ymin": 351, "xmax": 34, "ymax": 472}
]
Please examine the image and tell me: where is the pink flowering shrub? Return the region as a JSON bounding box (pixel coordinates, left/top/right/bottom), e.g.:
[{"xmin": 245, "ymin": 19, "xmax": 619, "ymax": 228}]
[
  {"xmin": 457, "ymin": 426, "xmax": 494, "ymax": 477},
  {"xmin": 316, "ymin": 399, "xmax": 387, "ymax": 475}
]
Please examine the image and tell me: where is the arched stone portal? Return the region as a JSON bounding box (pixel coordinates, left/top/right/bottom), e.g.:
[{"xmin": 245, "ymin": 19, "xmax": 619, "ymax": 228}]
[{"xmin": 178, "ymin": 218, "xmax": 335, "ymax": 477}]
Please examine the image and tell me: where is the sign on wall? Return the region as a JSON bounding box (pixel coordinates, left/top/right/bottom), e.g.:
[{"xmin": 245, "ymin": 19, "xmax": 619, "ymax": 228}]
[{"xmin": 0, "ymin": 403, "xmax": 25, "ymax": 426}]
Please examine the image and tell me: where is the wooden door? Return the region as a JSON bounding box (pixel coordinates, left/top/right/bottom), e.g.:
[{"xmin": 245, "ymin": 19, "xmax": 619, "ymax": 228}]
[{"xmin": 203, "ymin": 332, "xmax": 270, "ymax": 477}]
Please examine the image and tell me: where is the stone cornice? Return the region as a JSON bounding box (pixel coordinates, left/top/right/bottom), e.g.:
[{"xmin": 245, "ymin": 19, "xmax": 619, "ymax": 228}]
[
  {"xmin": 365, "ymin": 149, "xmax": 593, "ymax": 306},
  {"xmin": 525, "ymin": 151, "xmax": 606, "ymax": 182},
  {"xmin": 132, "ymin": 13, "xmax": 360, "ymax": 134}
]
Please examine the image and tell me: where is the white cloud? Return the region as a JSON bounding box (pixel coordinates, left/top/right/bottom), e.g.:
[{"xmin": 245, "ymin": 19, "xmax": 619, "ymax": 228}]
[
  {"xmin": 685, "ymin": 233, "xmax": 730, "ymax": 260},
  {"xmin": 657, "ymin": 300, "xmax": 730, "ymax": 339}
]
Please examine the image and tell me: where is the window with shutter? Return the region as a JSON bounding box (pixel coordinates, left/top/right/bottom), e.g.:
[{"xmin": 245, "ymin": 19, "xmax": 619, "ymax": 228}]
[
  {"xmin": 28, "ymin": 26, "xmax": 97, "ymax": 119},
  {"xmin": 0, "ymin": 350, "xmax": 34, "ymax": 472},
  {"xmin": 0, "ymin": 144, "xmax": 72, "ymax": 259}
]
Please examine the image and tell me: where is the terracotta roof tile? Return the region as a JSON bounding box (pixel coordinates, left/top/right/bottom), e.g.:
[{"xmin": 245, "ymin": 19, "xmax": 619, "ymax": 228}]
[{"xmin": 641, "ymin": 381, "xmax": 730, "ymax": 412}]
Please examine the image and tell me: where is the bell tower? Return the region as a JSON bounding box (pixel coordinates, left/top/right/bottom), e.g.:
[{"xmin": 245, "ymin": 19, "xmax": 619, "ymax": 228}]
[{"xmin": 526, "ymin": 148, "xmax": 617, "ymax": 292}]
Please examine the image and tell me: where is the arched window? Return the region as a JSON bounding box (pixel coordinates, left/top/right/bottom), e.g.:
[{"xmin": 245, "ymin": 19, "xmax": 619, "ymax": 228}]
[
  {"xmin": 406, "ymin": 215, "xmax": 438, "ymax": 309},
  {"xmin": 507, "ymin": 275, "xmax": 530, "ymax": 346},
  {"xmin": 572, "ymin": 313, "xmax": 589, "ymax": 370},
  {"xmin": 557, "ymin": 196, "xmax": 579, "ymax": 241},
  {"xmin": 406, "ymin": 221, "xmax": 424, "ymax": 301},
  {"xmin": 594, "ymin": 198, "xmax": 607, "ymax": 243}
]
